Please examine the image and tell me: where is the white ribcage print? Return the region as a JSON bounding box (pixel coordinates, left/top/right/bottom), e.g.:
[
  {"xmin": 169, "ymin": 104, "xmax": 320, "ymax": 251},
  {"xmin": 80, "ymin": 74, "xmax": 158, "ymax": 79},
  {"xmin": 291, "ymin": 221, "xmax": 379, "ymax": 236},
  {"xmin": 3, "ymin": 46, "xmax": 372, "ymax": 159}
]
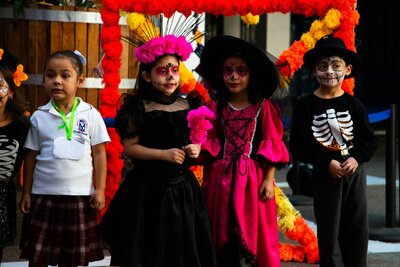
[
  {"xmin": 0, "ymin": 135, "xmax": 19, "ymax": 180},
  {"xmin": 312, "ymin": 109, "xmax": 354, "ymax": 150}
]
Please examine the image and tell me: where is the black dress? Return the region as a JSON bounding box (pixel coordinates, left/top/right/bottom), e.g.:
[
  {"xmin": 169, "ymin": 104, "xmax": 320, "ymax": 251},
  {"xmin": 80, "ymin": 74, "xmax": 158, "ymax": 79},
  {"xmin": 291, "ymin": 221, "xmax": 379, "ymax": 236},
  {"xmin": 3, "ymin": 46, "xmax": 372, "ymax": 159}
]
[
  {"xmin": 100, "ymin": 95, "xmax": 217, "ymax": 267},
  {"xmin": 0, "ymin": 119, "xmax": 29, "ymax": 248}
]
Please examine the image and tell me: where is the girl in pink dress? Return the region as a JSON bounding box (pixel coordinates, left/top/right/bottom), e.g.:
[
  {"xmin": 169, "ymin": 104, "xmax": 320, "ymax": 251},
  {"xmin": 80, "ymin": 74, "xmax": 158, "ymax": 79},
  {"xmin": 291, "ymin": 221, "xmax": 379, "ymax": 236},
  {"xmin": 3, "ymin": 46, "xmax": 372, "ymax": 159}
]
[{"xmin": 199, "ymin": 35, "xmax": 290, "ymax": 267}]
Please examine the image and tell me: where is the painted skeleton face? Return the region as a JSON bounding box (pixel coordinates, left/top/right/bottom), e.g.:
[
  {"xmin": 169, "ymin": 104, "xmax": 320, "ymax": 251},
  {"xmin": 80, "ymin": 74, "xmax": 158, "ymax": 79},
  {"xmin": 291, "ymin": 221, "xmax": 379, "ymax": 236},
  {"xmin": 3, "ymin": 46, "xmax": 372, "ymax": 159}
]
[
  {"xmin": 142, "ymin": 55, "xmax": 180, "ymax": 96},
  {"xmin": 313, "ymin": 56, "xmax": 352, "ymax": 88},
  {"xmin": 0, "ymin": 77, "xmax": 9, "ymax": 93},
  {"xmin": 223, "ymin": 56, "xmax": 250, "ymax": 96},
  {"xmin": 0, "ymin": 74, "xmax": 11, "ymax": 103}
]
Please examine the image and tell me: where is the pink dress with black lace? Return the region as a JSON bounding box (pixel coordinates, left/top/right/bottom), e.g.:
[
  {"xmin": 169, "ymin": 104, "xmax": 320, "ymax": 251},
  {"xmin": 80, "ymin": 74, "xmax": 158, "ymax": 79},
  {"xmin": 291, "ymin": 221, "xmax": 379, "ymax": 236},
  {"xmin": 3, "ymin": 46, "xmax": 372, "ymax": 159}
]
[{"xmin": 202, "ymin": 99, "xmax": 289, "ymax": 267}]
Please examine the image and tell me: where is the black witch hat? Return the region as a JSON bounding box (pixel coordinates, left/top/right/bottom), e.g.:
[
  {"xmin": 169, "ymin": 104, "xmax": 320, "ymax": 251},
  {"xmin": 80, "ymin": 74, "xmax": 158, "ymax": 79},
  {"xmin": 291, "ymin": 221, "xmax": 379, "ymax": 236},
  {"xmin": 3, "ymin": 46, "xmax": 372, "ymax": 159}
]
[{"xmin": 199, "ymin": 35, "xmax": 279, "ymax": 99}]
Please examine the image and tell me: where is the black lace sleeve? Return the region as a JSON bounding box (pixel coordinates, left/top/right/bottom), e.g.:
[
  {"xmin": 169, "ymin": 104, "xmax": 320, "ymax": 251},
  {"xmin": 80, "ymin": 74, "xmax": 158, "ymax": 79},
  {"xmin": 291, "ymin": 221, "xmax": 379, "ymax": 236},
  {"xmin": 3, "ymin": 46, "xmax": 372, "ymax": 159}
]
[{"xmin": 115, "ymin": 94, "xmax": 145, "ymax": 140}]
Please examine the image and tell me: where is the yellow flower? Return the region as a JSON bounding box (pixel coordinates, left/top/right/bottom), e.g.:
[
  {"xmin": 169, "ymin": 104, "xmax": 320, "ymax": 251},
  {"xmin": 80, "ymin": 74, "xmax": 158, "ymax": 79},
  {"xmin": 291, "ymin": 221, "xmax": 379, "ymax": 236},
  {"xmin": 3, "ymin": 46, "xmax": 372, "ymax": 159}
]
[
  {"xmin": 299, "ymin": 9, "xmax": 343, "ymax": 51},
  {"xmin": 13, "ymin": 64, "xmax": 28, "ymax": 87},
  {"xmin": 324, "ymin": 8, "xmax": 341, "ymax": 29},
  {"xmin": 241, "ymin": 13, "xmax": 260, "ymax": 27},
  {"xmin": 126, "ymin": 12, "xmax": 147, "ymax": 31},
  {"xmin": 278, "ymin": 214, "xmax": 297, "ymax": 232},
  {"xmin": 126, "ymin": 13, "xmax": 160, "ymax": 43},
  {"xmin": 194, "ymin": 29, "xmax": 204, "ymax": 44},
  {"xmin": 310, "ymin": 20, "xmax": 324, "ymax": 33},
  {"xmin": 314, "ymin": 28, "xmax": 332, "ymax": 40},
  {"xmin": 300, "ymin": 33, "xmax": 315, "ymax": 49},
  {"xmin": 179, "ymin": 61, "xmax": 194, "ymax": 86}
]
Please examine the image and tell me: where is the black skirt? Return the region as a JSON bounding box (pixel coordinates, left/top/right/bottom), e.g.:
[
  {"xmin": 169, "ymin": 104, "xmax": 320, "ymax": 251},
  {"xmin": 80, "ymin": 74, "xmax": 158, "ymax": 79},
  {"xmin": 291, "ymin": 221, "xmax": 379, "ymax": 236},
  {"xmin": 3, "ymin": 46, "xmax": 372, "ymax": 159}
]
[
  {"xmin": 0, "ymin": 179, "xmax": 17, "ymax": 248},
  {"xmin": 100, "ymin": 169, "xmax": 217, "ymax": 267}
]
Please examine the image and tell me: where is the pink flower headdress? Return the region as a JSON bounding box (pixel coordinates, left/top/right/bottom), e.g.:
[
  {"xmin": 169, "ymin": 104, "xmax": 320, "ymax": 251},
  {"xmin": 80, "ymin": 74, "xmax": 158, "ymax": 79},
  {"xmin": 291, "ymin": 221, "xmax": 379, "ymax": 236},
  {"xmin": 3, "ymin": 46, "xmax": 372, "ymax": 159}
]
[{"xmin": 122, "ymin": 13, "xmax": 205, "ymax": 64}]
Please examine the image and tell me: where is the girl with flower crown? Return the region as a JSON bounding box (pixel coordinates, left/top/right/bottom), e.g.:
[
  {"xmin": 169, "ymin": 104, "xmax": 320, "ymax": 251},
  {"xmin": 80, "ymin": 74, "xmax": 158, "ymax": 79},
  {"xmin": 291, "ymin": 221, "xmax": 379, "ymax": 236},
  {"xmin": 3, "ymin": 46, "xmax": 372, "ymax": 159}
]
[
  {"xmin": 199, "ymin": 35, "xmax": 290, "ymax": 267},
  {"xmin": 100, "ymin": 34, "xmax": 217, "ymax": 267},
  {"xmin": 0, "ymin": 49, "xmax": 29, "ymax": 264}
]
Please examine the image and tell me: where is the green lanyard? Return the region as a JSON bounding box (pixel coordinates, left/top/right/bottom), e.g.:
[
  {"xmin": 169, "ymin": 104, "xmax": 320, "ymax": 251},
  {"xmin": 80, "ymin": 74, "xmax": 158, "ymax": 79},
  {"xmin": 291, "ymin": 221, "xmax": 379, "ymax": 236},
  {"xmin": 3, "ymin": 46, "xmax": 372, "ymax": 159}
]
[{"xmin": 51, "ymin": 98, "xmax": 79, "ymax": 140}]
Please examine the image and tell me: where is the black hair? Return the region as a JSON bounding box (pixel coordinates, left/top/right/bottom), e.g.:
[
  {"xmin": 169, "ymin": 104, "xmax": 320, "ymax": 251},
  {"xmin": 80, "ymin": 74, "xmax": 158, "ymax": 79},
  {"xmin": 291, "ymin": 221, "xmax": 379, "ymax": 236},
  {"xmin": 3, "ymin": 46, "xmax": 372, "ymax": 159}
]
[
  {"xmin": 0, "ymin": 65, "xmax": 30, "ymax": 127},
  {"xmin": 44, "ymin": 50, "xmax": 84, "ymax": 75},
  {"xmin": 0, "ymin": 49, "xmax": 19, "ymax": 73}
]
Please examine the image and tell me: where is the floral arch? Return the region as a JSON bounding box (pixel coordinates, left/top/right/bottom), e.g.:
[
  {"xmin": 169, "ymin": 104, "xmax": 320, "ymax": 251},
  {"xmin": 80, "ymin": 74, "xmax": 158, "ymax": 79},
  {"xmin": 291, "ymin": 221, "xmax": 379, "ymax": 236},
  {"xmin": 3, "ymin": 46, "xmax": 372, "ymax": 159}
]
[{"xmin": 99, "ymin": 0, "xmax": 360, "ymax": 263}]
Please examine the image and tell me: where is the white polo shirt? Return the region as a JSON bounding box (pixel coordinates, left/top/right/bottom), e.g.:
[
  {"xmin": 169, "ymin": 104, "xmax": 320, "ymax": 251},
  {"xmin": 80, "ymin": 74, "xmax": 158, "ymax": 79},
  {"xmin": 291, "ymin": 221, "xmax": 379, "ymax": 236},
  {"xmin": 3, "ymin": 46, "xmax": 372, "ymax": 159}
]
[{"xmin": 24, "ymin": 98, "xmax": 111, "ymax": 195}]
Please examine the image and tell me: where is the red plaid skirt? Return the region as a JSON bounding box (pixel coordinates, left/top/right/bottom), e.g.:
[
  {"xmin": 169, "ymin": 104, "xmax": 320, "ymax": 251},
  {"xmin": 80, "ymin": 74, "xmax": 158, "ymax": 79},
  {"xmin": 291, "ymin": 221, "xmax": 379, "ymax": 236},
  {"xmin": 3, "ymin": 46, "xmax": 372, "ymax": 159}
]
[{"xmin": 20, "ymin": 195, "xmax": 104, "ymax": 266}]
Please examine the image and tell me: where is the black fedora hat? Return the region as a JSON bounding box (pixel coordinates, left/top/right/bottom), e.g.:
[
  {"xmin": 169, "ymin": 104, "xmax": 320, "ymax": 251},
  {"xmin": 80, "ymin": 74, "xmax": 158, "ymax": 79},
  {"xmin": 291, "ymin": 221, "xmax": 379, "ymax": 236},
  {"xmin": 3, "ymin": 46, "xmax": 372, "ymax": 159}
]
[
  {"xmin": 200, "ymin": 35, "xmax": 278, "ymax": 98},
  {"xmin": 303, "ymin": 35, "xmax": 362, "ymax": 78}
]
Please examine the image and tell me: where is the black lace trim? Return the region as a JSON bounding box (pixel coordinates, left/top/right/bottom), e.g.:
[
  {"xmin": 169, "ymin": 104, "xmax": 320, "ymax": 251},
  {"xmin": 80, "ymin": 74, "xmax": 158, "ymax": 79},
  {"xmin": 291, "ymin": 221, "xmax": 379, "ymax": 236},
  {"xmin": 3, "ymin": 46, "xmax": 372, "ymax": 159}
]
[{"xmin": 145, "ymin": 87, "xmax": 180, "ymax": 105}]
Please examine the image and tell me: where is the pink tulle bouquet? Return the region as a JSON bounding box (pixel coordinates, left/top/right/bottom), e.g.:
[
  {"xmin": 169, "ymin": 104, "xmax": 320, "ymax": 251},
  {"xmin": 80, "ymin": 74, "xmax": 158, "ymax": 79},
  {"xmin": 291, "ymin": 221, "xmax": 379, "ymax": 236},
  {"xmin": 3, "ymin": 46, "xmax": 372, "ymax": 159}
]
[{"xmin": 187, "ymin": 106, "xmax": 215, "ymax": 144}]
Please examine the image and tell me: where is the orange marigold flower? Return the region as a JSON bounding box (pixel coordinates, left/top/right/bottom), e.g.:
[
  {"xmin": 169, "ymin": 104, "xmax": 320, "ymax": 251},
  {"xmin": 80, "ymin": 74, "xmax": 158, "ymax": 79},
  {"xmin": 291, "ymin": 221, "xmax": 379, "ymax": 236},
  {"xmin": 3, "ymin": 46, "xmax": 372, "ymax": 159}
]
[
  {"xmin": 190, "ymin": 165, "xmax": 204, "ymax": 185},
  {"xmin": 0, "ymin": 48, "xmax": 3, "ymax": 60},
  {"xmin": 13, "ymin": 64, "xmax": 28, "ymax": 86},
  {"xmin": 279, "ymin": 243, "xmax": 295, "ymax": 261}
]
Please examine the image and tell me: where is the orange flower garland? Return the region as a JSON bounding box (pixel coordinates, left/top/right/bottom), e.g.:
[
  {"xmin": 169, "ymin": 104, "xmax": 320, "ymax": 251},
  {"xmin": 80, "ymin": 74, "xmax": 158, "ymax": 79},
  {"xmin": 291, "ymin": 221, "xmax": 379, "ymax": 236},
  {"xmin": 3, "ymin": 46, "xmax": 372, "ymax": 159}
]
[
  {"xmin": 275, "ymin": 184, "xmax": 319, "ymax": 263},
  {"xmin": 190, "ymin": 165, "xmax": 204, "ymax": 185}
]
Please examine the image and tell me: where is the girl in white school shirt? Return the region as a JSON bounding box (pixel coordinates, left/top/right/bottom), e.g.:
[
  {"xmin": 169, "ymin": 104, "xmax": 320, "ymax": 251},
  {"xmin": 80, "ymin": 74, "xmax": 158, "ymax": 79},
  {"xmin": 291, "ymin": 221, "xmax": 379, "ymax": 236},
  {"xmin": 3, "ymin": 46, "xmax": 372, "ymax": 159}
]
[{"xmin": 19, "ymin": 50, "xmax": 110, "ymax": 267}]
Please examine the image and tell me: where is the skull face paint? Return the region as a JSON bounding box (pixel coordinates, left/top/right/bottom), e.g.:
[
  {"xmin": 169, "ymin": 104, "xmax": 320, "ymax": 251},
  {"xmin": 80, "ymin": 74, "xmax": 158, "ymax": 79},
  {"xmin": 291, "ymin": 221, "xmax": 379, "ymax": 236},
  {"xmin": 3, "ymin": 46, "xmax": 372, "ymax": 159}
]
[
  {"xmin": 0, "ymin": 77, "xmax": 9, "ymax": 93},
  {"xmin": 0, "ymin": 75, "xmax": 10, "ymax": 101},
  {"xmin": 313, "ymin": 56, "xmax": 349, "ymax": 88},
  {"xmin": 223, "ymin": 65, "xmax": 249, "ymax": 79},
  {"xmin": 143, "ymin": 55, "xmax": 180, "ymax": 96},
  {"xmin": 223, "ymin": 56, "xmax": 250, "ymax": 96},
  {"xmin": 155, "ymin": 63, "xmax": 180, "ymax": 79}
]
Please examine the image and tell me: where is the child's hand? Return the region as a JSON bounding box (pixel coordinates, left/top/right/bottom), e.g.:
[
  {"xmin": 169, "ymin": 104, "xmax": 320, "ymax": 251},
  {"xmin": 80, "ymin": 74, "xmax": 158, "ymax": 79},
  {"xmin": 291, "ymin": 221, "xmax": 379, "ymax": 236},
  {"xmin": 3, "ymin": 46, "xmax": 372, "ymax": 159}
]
[
  {"xmin": 182, "ymin": 144, "xmax": 201, "ymax": 159},
  {"xmin": 259, "ymin": 178, "xmax": 275, "ymax": 201},
  {"xmin": 329, "ymin": 159, "xmax": 345, "ymax": 178},
  {"xmin": 163, "ymin": 148, "xmax": 186, "ymax": 164},
  {"xmin": 90, "ymin": 189, "xmax": 105, "ymax": 211},
  {"xmin": 341, "ymin": 157, "xmax": 359, "ymax": 175},
  {"xmin": 19, "ymin": 193, "xmax": 31, "ymax": 214}
]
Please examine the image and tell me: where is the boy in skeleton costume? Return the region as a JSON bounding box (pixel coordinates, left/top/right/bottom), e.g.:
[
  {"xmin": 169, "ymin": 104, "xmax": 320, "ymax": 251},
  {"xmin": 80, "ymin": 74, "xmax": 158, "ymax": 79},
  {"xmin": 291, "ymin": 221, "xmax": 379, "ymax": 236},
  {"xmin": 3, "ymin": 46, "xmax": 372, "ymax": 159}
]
[{"xmin": 290, "ymin": 35, "xmax": 377, "ymax": 267}]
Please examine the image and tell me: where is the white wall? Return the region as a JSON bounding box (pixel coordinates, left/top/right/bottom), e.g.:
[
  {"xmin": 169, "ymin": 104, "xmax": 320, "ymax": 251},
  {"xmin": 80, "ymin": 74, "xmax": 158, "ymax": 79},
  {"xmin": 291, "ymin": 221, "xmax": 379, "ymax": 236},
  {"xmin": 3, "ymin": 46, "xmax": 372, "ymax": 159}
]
[
  {"xmin": 223, "ymin": 15, "xmax": 241, "ymax": 37},
  {"xmin": 221, "ymin": 13, "xmax": 291, "ymax": 59},
  {"xmin": 266, "ymin": 12, "xmax": 291, "ymax": 58}
]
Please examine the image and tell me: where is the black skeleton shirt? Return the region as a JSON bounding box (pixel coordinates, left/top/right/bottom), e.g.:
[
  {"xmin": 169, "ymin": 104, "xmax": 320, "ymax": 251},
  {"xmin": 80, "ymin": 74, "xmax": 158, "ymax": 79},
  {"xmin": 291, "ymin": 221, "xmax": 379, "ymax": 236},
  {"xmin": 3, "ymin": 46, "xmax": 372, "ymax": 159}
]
[{"xmin": 289, "ymin": 92, "xmax": 377, "ymax": 171}]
